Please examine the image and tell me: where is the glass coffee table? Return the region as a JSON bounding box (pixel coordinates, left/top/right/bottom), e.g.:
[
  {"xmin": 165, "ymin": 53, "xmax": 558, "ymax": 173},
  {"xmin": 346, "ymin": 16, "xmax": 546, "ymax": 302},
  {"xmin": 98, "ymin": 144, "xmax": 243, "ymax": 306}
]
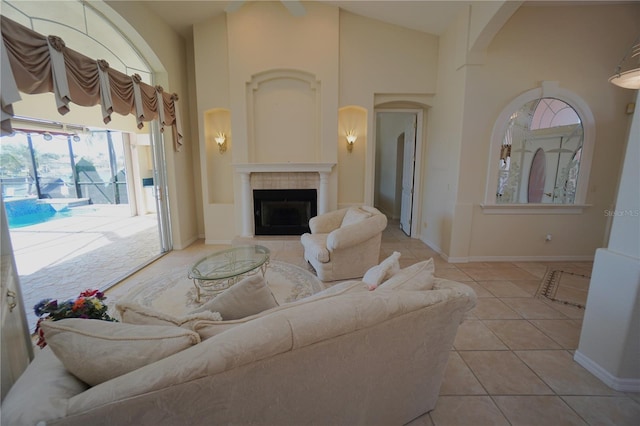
[{"xmin": 188, "ymin": 245, "xmax": 270, "ymax": 302}]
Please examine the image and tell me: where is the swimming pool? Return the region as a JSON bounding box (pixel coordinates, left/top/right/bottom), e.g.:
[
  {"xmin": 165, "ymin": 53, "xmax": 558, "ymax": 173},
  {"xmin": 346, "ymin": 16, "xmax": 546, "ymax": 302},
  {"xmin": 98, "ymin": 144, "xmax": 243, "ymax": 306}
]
[{"xmin": 4, "ymin": 197, "xmax": 93, "ymax": 229}]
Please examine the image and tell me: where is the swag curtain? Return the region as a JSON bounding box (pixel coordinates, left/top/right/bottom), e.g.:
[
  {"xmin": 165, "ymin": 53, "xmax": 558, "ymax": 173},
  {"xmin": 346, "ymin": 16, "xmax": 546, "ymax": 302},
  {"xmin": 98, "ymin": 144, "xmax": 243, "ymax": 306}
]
[{"xmin": 0, "ymin": 16, "xmax": 184, "ymax": 151}]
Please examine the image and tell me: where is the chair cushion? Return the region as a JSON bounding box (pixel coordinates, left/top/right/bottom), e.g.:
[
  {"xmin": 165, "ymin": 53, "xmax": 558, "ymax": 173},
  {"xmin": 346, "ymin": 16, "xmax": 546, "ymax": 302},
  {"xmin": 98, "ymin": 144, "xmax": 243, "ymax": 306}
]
[
  {"xmin": 340, "ymin": 207, "xmax": 372, "ymax": 227},
  {"xmin": 300, "ymin": 232, "xmax": 330, "ymax": 262},
  {"xmin": 190, "ymin": 274, "xmax": 278, "ymax": 320},
  {"xmin": 41, "ymin": 318, "xmax": 200, "ymax": 386},
  {"xmin": 363, "ymin": 251, "xmax": 402, "ymax": 290},
  {"xmin": 378, "ymin": 258, "xmax": 435, "ymax": 291}
]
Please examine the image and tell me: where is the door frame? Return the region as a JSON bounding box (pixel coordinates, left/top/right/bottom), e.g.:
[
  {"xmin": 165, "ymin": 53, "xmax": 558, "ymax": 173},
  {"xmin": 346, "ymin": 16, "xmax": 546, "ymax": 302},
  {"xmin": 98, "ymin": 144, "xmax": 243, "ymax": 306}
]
[{"xmin": 372, "ymin": 108, "xmax": 424, "ymax": 238}]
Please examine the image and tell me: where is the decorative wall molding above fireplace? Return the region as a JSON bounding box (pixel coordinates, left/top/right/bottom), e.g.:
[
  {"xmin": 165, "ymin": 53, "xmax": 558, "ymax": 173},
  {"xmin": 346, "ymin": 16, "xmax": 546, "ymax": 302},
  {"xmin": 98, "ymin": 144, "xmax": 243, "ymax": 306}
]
[{"xmin": 233, "ymin": 163, "xmax": 335, "ymax": 237}]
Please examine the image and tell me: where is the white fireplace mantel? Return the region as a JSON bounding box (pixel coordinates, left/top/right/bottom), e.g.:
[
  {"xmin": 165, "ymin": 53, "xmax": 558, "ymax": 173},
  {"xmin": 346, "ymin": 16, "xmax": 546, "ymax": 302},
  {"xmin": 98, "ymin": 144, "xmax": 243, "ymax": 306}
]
[
  {"xmin": 233, "ymin": 163, "xmax": 335, "ymax": 174},
  {"xmin": 233, "ymin": 163, "xmax": 335, "ymax": 237}
]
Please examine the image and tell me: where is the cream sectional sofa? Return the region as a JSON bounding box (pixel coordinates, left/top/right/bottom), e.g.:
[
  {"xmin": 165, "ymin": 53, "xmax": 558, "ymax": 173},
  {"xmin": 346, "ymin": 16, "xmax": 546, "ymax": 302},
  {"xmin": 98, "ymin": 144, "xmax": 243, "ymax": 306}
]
[{"xmin": 2, "ymin": 263, "xmax": 476, "ymax": 426}]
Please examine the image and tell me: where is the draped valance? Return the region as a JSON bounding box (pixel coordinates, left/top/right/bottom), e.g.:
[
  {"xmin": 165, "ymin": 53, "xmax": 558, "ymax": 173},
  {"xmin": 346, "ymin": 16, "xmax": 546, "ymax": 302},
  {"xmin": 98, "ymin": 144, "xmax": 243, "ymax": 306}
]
[{"xmin": 0, "ymin": 16, "xmax": 183, "ymax": 151}]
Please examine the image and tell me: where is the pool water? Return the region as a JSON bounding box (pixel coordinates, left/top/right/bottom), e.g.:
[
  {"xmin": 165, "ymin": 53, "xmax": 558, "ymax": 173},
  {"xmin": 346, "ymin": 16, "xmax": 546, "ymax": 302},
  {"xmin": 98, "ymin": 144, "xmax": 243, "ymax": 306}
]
[{"xmin": 4, "ymin": 197, "xmax": 93, "ymax": 229}]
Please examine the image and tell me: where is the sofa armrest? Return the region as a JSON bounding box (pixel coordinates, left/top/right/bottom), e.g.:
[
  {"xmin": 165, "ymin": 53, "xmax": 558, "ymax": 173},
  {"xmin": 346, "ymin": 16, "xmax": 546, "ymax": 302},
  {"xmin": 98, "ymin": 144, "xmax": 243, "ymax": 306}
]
[
  {"xmin": 309, "ymin": 209, "xmax": 348, "ymax": 234},
  {"xmin": 326, "ymin": 214, "xmax": 387, "ymax": 251}
]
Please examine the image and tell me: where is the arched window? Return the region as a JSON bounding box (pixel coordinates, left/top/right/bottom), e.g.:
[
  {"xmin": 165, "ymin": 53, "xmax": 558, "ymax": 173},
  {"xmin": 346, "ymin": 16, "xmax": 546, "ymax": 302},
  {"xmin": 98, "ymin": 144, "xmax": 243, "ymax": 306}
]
[{"xmin": 484, "ymin": 82, "xmax": 594, "ymax": 214}]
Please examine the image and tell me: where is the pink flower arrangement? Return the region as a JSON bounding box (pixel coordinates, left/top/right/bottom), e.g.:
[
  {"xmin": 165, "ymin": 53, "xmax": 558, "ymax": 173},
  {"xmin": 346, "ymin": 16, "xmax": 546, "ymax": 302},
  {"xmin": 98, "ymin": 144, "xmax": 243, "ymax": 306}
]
[{"xmin": 34, "ymin": 289, "xmax": 117, "ymax": 348}]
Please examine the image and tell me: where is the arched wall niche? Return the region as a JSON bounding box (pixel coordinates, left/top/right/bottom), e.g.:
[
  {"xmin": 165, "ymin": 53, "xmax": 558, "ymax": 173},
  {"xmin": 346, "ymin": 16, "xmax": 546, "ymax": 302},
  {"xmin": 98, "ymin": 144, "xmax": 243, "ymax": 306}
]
[
  {"xmin": 483, "ymin": 81, "xmax": 595, "ymax": 213},
  {"xmin": 338, "ymin": 105, "xmax": 367, "ymax": 207},
  {"xmin": 204, "ymin": 108, "xmax": 233, "ymax": 204},
  {"xmin": 246, "ymin": 69, "xmax": 321, "ymax": 163}
]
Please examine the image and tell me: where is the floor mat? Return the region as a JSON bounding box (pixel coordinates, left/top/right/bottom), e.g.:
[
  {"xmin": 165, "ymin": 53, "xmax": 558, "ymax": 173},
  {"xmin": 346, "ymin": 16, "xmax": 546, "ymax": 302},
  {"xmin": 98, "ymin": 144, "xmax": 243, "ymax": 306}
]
[{"xmin": 536, "ymin": 269, "xmax": 590, "ymax": 309}]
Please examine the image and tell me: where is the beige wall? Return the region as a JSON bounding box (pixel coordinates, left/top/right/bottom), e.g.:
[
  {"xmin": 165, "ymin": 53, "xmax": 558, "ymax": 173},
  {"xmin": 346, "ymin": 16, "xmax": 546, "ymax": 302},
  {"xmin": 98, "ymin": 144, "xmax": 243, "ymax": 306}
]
[
  {"xmin": 451, "ymin": 3, "xmax": 639, "ymax": 261},
  {"xmin": 191, "ymin": 3, "xmax": 439, "ymax": 241},
  {"xmin": 419, "ymin": 3, "xmax": 639, "ymax": 261},
  {"xmin": 339, "ymin": 11, "xmax": 439, "ymax": 208},
  {"xmin": 103, "ymin": 1, "xmax": 636, "ymax": 261}
]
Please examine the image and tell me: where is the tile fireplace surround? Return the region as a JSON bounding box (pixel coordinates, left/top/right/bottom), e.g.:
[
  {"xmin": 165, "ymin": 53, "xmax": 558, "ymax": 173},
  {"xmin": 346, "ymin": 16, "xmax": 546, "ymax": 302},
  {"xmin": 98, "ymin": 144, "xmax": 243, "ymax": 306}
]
[{"xmin": 233, "ymin": 163, "xmax": 335, "ymax": 237}]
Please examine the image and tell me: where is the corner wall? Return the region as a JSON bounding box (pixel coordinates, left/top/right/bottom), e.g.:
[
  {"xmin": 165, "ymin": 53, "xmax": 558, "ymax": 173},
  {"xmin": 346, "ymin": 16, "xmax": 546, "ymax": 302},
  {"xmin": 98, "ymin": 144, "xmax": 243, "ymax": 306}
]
[
  {"xmin": 449, "ymin": 3, "xmax": 639, "ymax": 261},
  {"xmin": 575, "ymin": 90, "xmax": 640, "ymax": 391}
]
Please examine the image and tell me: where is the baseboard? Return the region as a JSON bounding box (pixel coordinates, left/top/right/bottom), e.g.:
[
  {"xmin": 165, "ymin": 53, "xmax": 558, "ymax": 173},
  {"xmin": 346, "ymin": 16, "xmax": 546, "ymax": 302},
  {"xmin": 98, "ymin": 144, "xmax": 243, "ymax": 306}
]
[
  {"xmin": 440, "ymin": 254, "xmax": 594, "ymax": 264},
  {"xmin": 467, "ymin": 254, "xmax": 595, "ymax": 262},
  {"xmin": 204, "ymin": 238, "xmax": 233, "ymax": 245},
  {"xmin": 574, "ymin": 350, "xmax": 640, "ymax": 392},
  {"xmin": 173, "ymin": 235, "xmax": 199, "ymax": 250}
]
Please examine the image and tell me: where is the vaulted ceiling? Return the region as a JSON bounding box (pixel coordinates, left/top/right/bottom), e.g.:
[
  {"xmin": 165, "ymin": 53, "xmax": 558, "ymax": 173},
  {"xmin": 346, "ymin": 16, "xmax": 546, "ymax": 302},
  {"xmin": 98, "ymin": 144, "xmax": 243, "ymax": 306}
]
[{"xmin": 138, "ymin": 0, "xmax": 476, "ymax": 38}]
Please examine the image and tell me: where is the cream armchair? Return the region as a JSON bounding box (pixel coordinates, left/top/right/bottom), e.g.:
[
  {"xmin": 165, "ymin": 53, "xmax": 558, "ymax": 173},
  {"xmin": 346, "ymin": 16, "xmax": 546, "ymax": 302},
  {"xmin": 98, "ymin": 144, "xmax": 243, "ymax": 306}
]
[{"xmin": 300, "ymin": 206, "xmax": 387, "ymax": 281}]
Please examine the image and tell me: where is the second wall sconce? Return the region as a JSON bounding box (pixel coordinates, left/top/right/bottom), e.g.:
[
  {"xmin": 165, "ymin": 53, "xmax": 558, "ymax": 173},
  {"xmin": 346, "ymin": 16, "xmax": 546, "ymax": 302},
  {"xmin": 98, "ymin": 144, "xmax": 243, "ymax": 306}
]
[
  {"xmin": 346, "ymin": 131, "xmax": 357, "ymax": 153},
  {"xmin": 214, "ymin": 132, "xmax": 227, "ymax": 153}
]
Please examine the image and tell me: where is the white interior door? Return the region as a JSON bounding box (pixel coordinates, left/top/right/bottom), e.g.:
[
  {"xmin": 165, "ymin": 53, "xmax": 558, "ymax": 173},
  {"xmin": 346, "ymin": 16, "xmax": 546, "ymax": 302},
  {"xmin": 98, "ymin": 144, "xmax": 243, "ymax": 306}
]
[{"xmin": 400, "ymin": 115, "xmax": 417, "ymax": 235}]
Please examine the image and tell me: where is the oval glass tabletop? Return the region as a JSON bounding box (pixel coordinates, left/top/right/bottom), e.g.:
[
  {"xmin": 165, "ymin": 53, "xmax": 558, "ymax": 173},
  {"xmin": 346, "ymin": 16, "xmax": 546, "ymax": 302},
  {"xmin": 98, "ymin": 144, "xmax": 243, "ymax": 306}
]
[{"xmin": 188, "ymin": 245, "xmax": 270, "ymax": 281}]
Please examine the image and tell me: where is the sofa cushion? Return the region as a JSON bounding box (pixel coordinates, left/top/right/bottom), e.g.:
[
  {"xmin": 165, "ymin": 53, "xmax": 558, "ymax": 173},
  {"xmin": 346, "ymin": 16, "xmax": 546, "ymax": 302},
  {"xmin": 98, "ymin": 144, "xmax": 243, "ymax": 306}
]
[
  {"xmin": 340, "ymin": 207, "xmax": 372, "ymax": 227},
  {"xmin": 41, "ymin": 318, "xmax": 201, "ymax": 386},
  {"xmin": 363, "ymin": 251, "xmax": 402, "ymax": 290},
  {"xmin": 193, "ymin": 279, "xmax": 367, "ymax": 340},
  {"xmin": 190, "ymin": 274, "xmax": 278, "ymax": 320},
  {"xmin": 378, "ymin": 258, "xmax": 435, "ymax": 291},
  {"xmin": 1, "ymin": 348, "xmax": 88, "ymax": 426},
  {"xmin": 300, "ymin": 232, "xmax": 330, "ymax": 262},
  {"xmin": 117, "ymin": 302, "xmax": 222, "ymax": 326}
]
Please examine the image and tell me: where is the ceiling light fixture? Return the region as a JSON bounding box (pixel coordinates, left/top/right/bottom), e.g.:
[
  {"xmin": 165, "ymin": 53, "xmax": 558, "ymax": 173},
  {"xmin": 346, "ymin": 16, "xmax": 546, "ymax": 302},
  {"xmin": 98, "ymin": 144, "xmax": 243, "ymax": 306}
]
[{"xmin": 609, "ymin": 35, "xmax": 640, "ymax": 90}]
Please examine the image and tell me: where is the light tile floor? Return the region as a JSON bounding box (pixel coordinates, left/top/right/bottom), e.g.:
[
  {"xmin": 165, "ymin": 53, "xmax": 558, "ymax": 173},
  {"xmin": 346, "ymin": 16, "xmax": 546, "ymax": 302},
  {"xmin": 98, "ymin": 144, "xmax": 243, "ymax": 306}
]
[{"xmin": 106, "ymin": 219, "xmax": 640, "ymax": 426}]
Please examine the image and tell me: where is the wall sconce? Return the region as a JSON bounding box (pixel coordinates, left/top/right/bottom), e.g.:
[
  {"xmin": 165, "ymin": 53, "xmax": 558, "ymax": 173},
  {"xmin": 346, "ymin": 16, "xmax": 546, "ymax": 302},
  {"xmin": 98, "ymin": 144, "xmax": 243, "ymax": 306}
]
[
  {"xmin": 609, "ymin": 35, "xmax": 640, "ymax": 89},
  {"xmin": 346, "ymin": 131, "xmax": 357, "ymax": 153},
  {"xmin": 214, "ymin": 132, "xmax": 227, "ymax": 153}
]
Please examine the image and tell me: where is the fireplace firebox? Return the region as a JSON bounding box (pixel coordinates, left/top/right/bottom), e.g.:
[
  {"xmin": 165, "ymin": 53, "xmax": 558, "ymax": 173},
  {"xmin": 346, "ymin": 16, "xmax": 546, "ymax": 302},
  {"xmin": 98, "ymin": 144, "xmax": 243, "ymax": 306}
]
[{"xmin": 253, "ymin": 189, "xmax": 317, "ymax": 235}]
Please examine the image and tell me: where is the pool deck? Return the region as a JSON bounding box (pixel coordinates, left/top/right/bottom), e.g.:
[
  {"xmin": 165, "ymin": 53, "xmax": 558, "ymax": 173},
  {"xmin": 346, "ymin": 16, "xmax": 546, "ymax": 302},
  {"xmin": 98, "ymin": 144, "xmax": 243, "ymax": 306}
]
[{"xmin": 8, "ymin": 204, "xmax": 161, "ymax": 331}]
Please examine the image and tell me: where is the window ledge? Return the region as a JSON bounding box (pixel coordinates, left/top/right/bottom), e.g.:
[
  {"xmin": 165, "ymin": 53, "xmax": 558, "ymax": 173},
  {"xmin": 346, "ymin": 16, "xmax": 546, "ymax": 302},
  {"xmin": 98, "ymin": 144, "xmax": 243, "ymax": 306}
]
[{"xmin": 480, "ymin": 203, "xmax": 592, "ymax": 215}]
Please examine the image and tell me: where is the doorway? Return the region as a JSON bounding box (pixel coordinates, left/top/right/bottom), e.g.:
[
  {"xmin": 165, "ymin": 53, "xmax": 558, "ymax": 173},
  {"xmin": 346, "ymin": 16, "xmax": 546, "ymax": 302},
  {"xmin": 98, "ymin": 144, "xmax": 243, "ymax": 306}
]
[{"xmin": 374, "ymin": 110, "xmax": 421, "ymax": 237}]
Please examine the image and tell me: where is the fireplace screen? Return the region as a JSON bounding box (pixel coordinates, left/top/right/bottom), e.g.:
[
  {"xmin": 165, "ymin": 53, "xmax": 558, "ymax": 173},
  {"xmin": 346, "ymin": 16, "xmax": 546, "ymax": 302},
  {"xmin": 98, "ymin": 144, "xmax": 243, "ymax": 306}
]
[{"xmin": 253, "ymin": 189, "xmax": 317, "ymax": 235}]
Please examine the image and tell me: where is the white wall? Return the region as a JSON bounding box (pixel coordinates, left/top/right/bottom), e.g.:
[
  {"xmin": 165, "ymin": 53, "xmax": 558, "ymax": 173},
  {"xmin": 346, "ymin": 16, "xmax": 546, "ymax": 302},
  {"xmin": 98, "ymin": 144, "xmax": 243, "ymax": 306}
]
[
  {"xmin": 419, "ymin": 8, "xmax": 468, "ymax": 255},
  {"xmin": 576, "ymin": 91, "xmax": 640, "ymax": 391},
  {"xmin": 375, "ymin": 112, "xmax": 407, "ymax": 217}
]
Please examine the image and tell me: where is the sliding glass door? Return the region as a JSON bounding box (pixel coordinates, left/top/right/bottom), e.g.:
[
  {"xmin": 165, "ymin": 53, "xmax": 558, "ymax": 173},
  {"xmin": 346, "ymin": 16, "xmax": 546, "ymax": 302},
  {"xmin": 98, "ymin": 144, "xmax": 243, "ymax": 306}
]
[{"xmin": 1, "ymin": 124, "xmax": 171, "ymax": 332}]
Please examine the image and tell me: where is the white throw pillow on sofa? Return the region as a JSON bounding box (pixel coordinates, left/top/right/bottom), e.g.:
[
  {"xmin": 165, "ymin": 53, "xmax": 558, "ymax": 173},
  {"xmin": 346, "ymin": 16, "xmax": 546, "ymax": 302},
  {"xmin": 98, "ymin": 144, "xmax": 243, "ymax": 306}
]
[
  {"xmin": 378, "ymin": 258, "xmax": 435, "ymax": 291},
  {"xmin": 117, "ymin": 302, "xmax": 222, "ymax": 327},
  {"xmin": 41, "ymin": 318, "xmax": 201, "ymax": 386},
  {"xmin": 190, "ymin": 274, "xmax": 278, "ymax": 320},
  {"xmin": 362, "ymin": 251, "xmax": 401, "ymax": 290}
]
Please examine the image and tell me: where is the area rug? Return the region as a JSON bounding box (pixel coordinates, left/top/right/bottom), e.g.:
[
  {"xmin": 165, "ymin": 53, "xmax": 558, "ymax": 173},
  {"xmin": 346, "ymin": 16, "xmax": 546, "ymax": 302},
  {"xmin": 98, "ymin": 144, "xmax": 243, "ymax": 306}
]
[
  {"xmin": 536, "ymin": 269, "xmax": 590, "ymax": 309},
  {"xmin": 122, "ymin": 260, "xmax": 324, "ymax": 317}
]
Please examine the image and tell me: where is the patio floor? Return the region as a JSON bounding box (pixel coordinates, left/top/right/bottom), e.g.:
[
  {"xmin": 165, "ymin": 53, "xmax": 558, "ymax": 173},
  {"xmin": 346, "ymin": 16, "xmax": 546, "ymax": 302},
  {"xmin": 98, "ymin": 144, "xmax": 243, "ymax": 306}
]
[{"xmin": 8, "ymin": 204, "xmax": 162, "ymax": 331}]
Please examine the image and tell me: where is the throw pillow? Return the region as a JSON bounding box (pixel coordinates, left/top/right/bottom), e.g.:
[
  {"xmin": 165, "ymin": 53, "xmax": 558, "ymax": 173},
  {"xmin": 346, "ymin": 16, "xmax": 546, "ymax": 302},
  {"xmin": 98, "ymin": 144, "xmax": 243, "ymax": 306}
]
[
  {"xmin": 362, "ymin": 251, "xmax": 402, "ymax": 290},
  {"xmin": 117, "ymin": 302, "xmax": 222, "ymax": 327},
  {"xmin": 190, "ymin": 274, "xmax": 278, "ymax": 320},
  {"xmin": 340, "ymin": 207, "xmax": 372, "ymax": 227},
  {"xmin": 378, "ymin": 258, "xmax": 435, "ymax": 291},
  {"xmin": 41, "ymin": 318, "xmax": 201, "ymax": 386}
]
